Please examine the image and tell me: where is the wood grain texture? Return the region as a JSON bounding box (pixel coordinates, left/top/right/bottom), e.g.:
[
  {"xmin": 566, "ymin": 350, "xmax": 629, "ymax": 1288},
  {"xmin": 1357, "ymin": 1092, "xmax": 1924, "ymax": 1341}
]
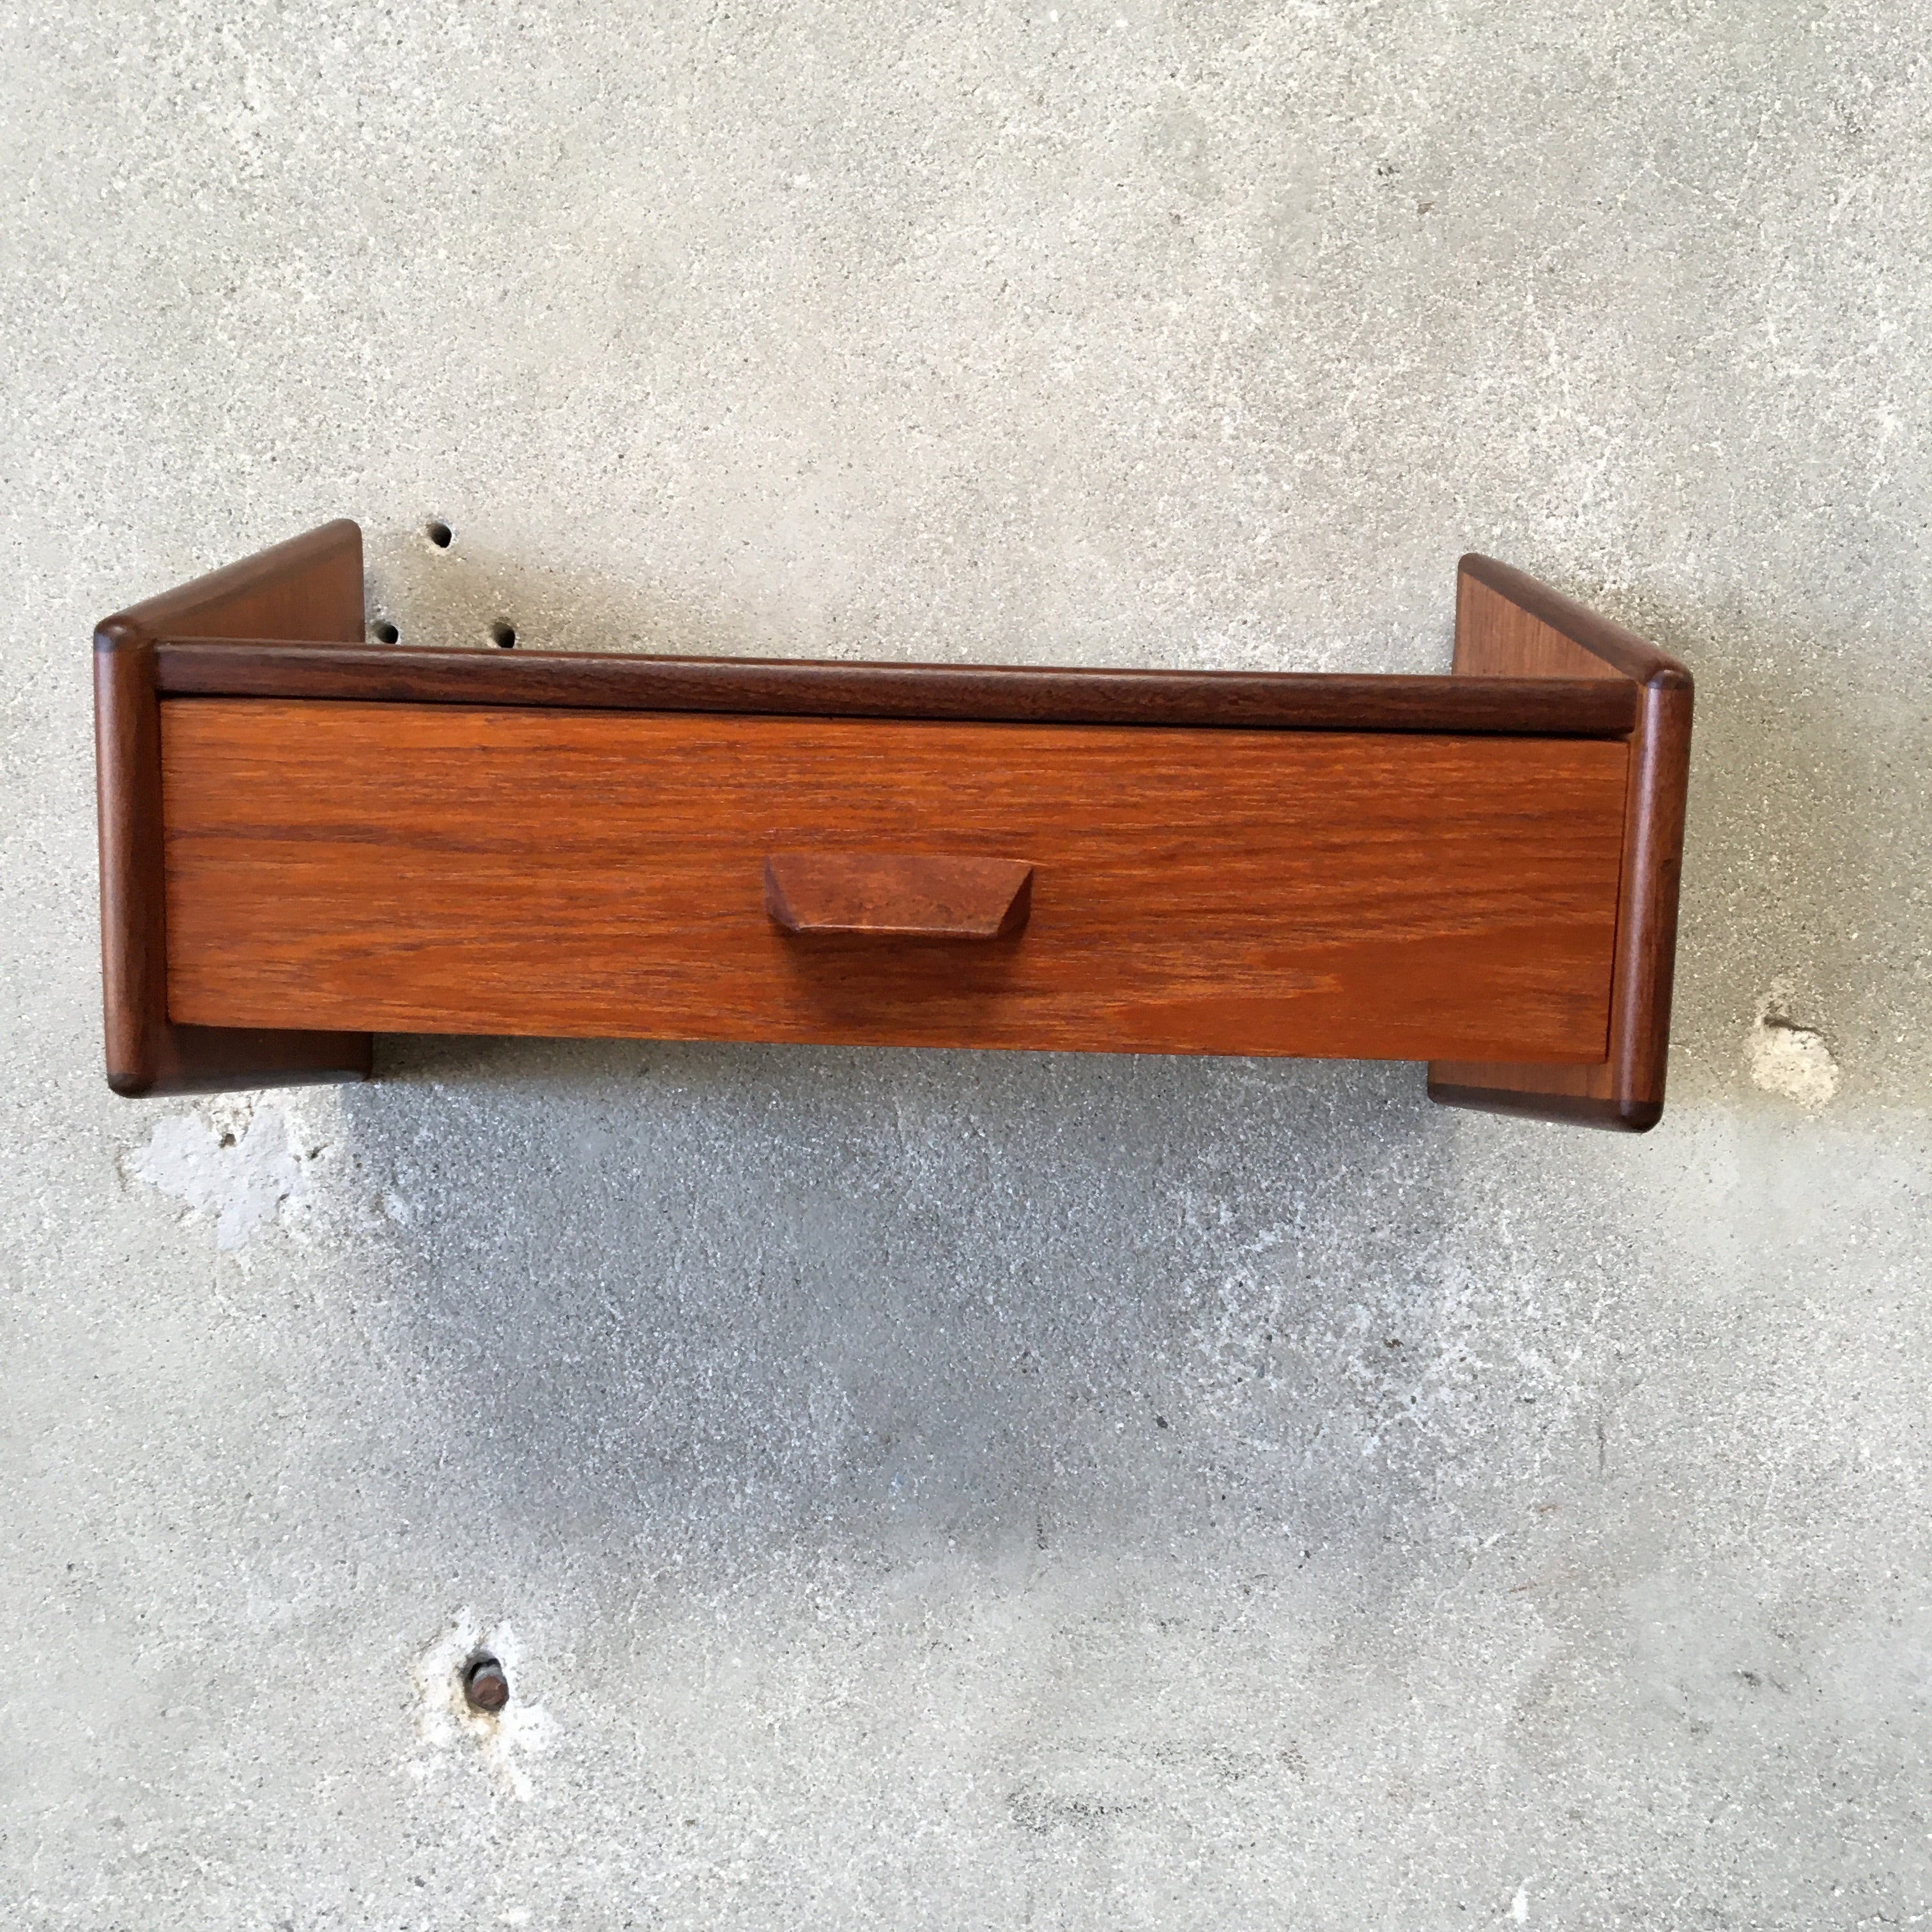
[
  {"xmin": 154, "ymin": 638, "xmax": 1640, "ymax": 738},
  {"xmin": 162, "ymin": 701, "xmax": 1630, "ymax": 1063},
  {"xmin": 765, "ymin": 854, "xmax": 1034, "ymax": 938},
  {"xmin": 1453, "ymin": 555, "xmax": 1687, "ymax": 686},
  {"xmin": 1428, "ymin": 556, "xmax": 1693, "ymax": 1130},
  {"xmin": 95, "ymin": 525, "xmax": 372, "ymax": 1096},
  {"xmin": 117, "ymin": 519, "xmax": 369, "ymax": 643}
]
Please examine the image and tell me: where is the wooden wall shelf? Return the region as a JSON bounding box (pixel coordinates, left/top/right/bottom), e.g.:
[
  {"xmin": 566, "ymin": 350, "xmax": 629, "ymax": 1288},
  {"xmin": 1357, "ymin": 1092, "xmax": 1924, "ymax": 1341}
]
[{"xmin": 95, "ymin": 522, "xmax": 1692, "ymax": 1130}]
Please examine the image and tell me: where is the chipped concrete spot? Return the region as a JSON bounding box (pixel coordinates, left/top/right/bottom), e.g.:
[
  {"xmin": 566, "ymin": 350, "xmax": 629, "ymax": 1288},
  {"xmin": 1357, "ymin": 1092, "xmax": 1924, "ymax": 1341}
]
[
  {"xmin": 409, "ymin": 1613, "xmax": 556, "ymax": 1801},
  {"xmin": 1746, "ymin": 981, "xmax": 1839, "ymax": 1110},
  {"xmin": 123, "ymin": 1090, "xmax": 399, "ymax": 1252},
  {"xmin": 126, "ymin": 1096, "xmax": 309, "ymax": 1252},
  {"xmin": 1510, "ymin": 1882, "xmax": 1530, "ymax": 1922}
]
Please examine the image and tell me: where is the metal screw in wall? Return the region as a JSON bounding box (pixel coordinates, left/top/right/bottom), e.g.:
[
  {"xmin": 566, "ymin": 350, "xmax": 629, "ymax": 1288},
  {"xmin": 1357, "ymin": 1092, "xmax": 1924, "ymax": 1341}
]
[{"xmin": 463, "ymin": 1655, "xmax": 510, "ymax": 1713}]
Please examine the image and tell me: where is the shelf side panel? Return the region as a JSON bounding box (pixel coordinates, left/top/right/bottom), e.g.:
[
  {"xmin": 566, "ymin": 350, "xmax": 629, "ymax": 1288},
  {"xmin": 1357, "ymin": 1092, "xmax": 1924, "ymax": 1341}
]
[
  {"xmin": 95, "ymin": 525, "xmax": 373, "ymax": 1096},
  {"xmin": 1428, "ymin": 559, "xmax": 1692, "ymax": 1131}
]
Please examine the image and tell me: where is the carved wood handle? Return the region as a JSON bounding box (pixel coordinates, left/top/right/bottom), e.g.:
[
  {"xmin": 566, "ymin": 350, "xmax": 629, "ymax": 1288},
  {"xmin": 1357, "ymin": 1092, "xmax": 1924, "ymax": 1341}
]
[{"xmin": 764, "ymin": 853, "xmax": 1034, "ymax": 939}]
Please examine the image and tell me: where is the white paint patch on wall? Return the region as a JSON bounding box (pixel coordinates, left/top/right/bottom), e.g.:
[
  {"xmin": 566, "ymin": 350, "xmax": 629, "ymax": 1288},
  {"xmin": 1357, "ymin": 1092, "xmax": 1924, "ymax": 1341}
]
[
  {"xmin": 122, "ymin": 1089, "xmax": 407, "ymax": 1253},
  {"xmin": 1745, "ymin": 981, "xmax": 1839, "ymax": 1110},
  {"xmin": 125, "ymin": 1094, "xmax": 312, "ymax": 1251}
]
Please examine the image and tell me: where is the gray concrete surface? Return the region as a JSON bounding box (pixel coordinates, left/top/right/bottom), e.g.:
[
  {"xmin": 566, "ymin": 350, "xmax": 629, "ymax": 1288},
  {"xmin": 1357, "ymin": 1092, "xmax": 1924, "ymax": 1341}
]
[{"xmin": 3, "ymin": 0, "xmax": 1929, "ymax": 1924}]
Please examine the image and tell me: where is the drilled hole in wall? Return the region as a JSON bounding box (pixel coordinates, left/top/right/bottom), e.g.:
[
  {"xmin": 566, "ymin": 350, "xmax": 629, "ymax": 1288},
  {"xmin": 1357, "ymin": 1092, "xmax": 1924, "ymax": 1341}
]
[
  {"xmin": 490, "ymin": 621, "xmax": 518, "ymax": 650},
  {"xmin": 425, "ymin": 520, "xmax": 454, "ymax": 549},
  {"xmin": 462, "ymin": 1653, "xmax": 510, "ymax": 1713},
  {"xmin": 371, "ymin": 620, "xmax": 400, "ymax": 645}
]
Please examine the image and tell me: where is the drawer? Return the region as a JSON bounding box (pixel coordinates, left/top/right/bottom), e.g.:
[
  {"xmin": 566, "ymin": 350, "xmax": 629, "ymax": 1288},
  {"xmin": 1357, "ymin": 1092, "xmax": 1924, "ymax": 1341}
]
[{"xmin": 160, "ymin": 698, "xmax": 1627, "ymax": 1062}]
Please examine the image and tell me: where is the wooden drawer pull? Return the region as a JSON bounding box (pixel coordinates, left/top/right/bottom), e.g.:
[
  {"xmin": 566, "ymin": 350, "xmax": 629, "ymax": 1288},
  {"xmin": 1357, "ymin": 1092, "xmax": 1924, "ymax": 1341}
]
[{"xmin": 763, "ymin": 852, "xmax": 1034, "ymax": 939}]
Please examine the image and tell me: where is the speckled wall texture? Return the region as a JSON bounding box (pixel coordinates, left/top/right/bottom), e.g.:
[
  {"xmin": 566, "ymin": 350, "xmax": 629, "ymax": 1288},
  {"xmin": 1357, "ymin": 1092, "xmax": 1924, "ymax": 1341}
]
[{"xmin": 4, "ymin": 2, "xmax": 1928, "ymax": 1926}]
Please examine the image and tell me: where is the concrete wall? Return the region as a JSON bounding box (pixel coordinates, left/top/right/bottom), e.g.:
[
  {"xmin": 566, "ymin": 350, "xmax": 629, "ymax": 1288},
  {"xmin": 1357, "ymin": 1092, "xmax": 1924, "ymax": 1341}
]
[{"xmin": 5, "ymin": 1, "xmax": 1928, "ymax": 1924}]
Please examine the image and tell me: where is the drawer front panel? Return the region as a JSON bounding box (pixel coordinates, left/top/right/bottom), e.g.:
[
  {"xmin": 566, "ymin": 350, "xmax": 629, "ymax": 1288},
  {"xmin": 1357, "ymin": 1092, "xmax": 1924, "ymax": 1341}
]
[{"xmin": 160, "ymin": 700, "xmax": 1628, "ymax": 1062}]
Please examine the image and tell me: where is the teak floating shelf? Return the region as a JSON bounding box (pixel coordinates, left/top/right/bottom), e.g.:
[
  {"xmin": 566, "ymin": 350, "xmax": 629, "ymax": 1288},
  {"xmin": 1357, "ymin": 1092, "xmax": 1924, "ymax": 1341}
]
[{"xmin": 95, "ymin": 521, "xmax": 1692, "ymax": 1130}]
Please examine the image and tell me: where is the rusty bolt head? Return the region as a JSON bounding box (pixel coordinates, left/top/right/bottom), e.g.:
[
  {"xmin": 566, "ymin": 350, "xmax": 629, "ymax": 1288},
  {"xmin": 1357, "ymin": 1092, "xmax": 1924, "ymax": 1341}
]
[{"xmin": 463, "ymin": 1656, "xmax": 510, "ymax": 1713}]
